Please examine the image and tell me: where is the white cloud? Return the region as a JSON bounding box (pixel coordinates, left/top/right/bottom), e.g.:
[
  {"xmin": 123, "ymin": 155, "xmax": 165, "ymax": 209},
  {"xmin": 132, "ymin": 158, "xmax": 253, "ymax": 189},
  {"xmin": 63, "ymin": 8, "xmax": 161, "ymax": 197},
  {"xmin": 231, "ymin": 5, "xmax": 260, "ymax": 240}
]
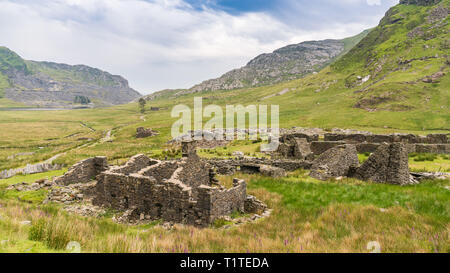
[
  {"xmin": 0, "ymin": 0, "xmax": 393, "ymax": 93},
  {"xmin": 367, "ymin": 0, "xmax": 382, "ymax": 6}
]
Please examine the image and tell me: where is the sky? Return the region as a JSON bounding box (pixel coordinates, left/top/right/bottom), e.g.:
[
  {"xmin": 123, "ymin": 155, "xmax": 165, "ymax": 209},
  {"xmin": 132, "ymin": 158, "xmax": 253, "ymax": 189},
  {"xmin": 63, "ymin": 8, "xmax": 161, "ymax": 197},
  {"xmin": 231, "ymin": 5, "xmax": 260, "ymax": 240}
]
[{"xmin": 0, "ymin": 0, "xmax": 399, "ymax": 94}]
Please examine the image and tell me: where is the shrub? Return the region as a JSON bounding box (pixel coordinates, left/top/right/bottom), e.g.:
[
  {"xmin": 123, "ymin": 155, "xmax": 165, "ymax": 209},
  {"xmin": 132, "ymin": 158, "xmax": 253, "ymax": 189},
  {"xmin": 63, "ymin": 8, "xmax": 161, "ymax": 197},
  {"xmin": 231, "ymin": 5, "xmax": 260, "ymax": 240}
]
[
  {"xmin": 28, "ymin": 219, "xmax": 46, "ymax": 241},
  {"xmin": 414, "ymin": 153, "xmax": 437, "ymax": 162}
]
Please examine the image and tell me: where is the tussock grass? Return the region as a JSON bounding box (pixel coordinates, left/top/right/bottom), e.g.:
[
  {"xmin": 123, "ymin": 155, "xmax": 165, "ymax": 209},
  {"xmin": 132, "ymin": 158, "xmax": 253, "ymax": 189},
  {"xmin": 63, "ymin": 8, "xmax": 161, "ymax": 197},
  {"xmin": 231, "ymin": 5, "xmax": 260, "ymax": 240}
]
[{"xmin": 0, "ymin": 171, "xmax": 448, "ymax": 253}]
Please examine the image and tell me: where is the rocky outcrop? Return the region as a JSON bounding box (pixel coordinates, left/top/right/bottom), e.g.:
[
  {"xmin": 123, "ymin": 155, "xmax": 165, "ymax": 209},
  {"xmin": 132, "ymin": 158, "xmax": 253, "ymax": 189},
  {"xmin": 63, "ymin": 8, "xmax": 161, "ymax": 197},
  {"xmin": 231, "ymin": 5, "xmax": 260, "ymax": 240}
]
[
  {"xmin": 136, "ymin": 127, "xmax": 159, "ymax": 138},
  {"xmin": 190, "ymin": 40, "xmax": 345, "ymax": 92},
  {"xmin": 309, "ymin": 145, "xmax": 359, "ymax": 180},
  {"xmin": 352, "ymin": 143, "xmax": 412, "ymax": 185},
  {"xmin": 185, "ymin": 31, "xmax": 369, "ymax": 94}
]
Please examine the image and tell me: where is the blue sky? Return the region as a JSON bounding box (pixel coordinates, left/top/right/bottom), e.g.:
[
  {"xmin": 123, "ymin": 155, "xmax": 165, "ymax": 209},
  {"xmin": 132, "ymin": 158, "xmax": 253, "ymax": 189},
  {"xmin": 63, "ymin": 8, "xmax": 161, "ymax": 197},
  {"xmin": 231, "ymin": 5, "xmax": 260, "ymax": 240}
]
[{"xmin": 0, "ymin": 0, "xmax": 398, "ymax": 93}]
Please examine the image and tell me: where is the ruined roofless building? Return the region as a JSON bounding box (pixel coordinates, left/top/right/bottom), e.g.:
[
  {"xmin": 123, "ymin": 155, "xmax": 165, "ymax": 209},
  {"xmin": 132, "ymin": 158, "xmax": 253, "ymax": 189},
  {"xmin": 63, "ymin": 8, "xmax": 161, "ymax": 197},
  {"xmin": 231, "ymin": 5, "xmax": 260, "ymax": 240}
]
[{"xmin": 91, "ymin": 141, "xmax": 265, "ymax": 227}]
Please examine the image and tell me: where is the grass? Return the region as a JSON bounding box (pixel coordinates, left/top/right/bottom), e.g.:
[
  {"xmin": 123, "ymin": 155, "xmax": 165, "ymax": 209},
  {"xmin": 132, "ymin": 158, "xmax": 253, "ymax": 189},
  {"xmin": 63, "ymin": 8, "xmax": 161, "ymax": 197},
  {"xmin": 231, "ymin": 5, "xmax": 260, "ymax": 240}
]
[
  {"xmin": 0, "ymin": 171, "xmax": 448, "ymax": 253},
  {"xmin": 0, "ymin": 169, "xmax": 67, "ymax": 186},
  {"xmin": 0, "ymin": 1, "xmax": 448, "ymax": 253}
]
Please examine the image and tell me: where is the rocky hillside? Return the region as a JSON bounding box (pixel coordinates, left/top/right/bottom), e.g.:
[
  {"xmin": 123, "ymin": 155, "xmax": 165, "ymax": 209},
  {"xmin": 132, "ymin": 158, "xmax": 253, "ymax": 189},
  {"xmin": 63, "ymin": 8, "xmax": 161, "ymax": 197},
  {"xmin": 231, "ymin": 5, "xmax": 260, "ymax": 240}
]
[
  {"xmin": 0, "ymin": 47, "xmax": 141, "ymax": 107},
  {"xmin": 145, "ymin": 0, "xmax": 448, "ymax": 132},
  {"xmin": 187, "ymin": 30, "xmax": 370, "ymax": 93},
  {"xmin": 330, "ymin": 0, "xmax": 449, "ymax": 112}
]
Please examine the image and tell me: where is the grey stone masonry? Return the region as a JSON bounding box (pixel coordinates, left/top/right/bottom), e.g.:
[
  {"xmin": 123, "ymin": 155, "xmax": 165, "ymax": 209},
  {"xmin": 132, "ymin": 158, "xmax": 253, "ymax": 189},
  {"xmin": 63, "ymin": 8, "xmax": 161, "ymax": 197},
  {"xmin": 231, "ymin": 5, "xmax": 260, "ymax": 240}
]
[
  {"xmin": 54, "ymin": 156, "xmax": 108, "ymax": 185},
  {"xmin": 91, "ymin": 144, "xmax": 266, "ymax": 227},
  {"xmin": 309, "ymin": 145, "xmax": 359, "ymax": 180},
  {"xmin": 352, "ymin": 143, "xmax": 412, "ymax": 185}
]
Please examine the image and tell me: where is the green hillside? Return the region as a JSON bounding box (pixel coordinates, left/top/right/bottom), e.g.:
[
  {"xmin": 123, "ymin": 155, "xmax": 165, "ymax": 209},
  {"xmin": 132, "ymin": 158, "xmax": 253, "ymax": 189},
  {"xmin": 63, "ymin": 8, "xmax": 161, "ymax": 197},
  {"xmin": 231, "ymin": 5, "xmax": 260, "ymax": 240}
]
[{"xmin": 156, "ymin": 0, "xmax": 449, "ymax": 131}]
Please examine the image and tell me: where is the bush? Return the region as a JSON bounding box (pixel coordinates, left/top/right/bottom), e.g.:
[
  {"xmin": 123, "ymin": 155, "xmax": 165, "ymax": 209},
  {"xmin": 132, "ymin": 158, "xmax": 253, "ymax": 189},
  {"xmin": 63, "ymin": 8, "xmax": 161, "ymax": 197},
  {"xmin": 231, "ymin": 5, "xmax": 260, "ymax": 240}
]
[
  {"xmin": 414, "ymin": 153, "xmax": 437, "ymax": 162},
  {"xmin": 29, "ymin": 218, "xmax": 72, "ymax": 250},
  {"xmin": 28, "ymin": 219, "xmax": 46, "ymax": 241}
]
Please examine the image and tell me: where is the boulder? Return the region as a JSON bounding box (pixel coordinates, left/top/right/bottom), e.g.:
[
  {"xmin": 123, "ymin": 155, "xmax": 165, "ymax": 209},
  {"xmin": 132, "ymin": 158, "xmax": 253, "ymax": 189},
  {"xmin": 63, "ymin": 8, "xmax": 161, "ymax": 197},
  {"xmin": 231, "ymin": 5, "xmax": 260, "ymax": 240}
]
[
  {"xmin": 259, "ymin": 165, "xmax": 287, "ymax": 178},
  {"xmin": 136, "ymin": 127, "xmax": 159, "ymax": 138},
  {"xmin": 309, "ymin": 145, "xmax": 359, "ymax": 180},
  {"xmin": 352, "ymin": 143, "xmax": 411, "ymax": 185}
]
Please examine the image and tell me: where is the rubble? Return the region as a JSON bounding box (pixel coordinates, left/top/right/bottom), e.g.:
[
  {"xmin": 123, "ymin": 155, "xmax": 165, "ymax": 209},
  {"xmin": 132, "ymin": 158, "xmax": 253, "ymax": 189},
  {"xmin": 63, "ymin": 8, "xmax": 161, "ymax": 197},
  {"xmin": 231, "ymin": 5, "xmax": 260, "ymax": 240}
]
[{"xmin": 136, "ymin": 127, "xmax": 159, "ymax": 138}]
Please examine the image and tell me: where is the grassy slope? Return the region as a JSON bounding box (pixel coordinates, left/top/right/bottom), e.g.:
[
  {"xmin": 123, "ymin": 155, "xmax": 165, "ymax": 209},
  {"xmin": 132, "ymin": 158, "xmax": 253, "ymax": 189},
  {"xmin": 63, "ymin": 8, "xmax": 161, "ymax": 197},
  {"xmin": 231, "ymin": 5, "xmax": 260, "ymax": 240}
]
[{"xmin": 0, "ymin": 2, "xmax": 449, "ymax": 253}]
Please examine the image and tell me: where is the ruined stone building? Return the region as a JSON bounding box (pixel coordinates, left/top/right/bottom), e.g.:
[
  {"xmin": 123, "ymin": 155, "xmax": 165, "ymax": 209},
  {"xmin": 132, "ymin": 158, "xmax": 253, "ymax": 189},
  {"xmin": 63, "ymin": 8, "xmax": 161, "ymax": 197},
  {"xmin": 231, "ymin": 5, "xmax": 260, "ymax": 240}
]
[
  {"xmin": 53, "ymin": 142, "xmax": 266, "ymax": 227},
  {"xmin": 276, "ymin": 131, "xmax": 449, "ymax": 160}
]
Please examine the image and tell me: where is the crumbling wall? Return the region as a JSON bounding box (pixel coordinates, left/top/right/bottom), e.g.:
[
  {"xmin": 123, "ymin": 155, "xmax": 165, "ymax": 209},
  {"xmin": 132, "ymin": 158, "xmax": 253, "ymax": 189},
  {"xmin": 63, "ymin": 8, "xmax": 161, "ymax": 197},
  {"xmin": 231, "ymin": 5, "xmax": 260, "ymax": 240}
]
[
  {"xmin": 196, "ymin": 179, "xmax": 246, "ymax": 225},
  {"xmin": 323, "ymin": 133, "xmax": 447, "ymax": 144},
  {"xmin": 352, "ymin": 143, "xmax": 411, "ymax": 185},
  {"xmin": 293, "ymin": 138, "xmax": 313, "ymax": 159},
  {"xmin": 281, "ymin": 133, "xmax": 318, "ymax": 143},
  {"xmin": 55, "ymin": 156, "xmax": 108, "ymax": 185},
  {"xmin": 208, "ymin": 158, "xmax": 312, "ymax": 175},
  {"xmin": 174, "ymin": 157, "xmax": 212, "ymax": 189},
  {"xmin": 91, "ymin": 147, "xmax": 259, "ymax": 227},
  {"xmin": 109, "ymin": 154, "xmax": 158, "ymax": 175},
  {"xmin": 139, "ymin": 161, "xmax": 179, "ymax": 182},
  {"xmin": 309, "ymin": 145, "xmax": 359, "ymax": 180},
  {"xmin": 311, "ymin": 141, "xmax": 346, "ymax": 155}
]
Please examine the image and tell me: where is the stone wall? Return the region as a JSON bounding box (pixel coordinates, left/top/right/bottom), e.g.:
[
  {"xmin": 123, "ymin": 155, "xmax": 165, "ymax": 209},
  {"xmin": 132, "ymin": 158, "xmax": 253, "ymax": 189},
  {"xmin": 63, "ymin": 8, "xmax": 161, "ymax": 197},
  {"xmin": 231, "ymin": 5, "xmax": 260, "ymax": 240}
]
[
  {"xmin": 310, "ymin": 145, "xmax": 359, "ymax": 180},
  {"xmin": 92, "ymin": 150, "xmax": 263, "ymax": 227},
  {"xmin": 352, "ymin": 143, "xmax": 412, "ymax": 185},
  {"xmin": 109, "ymin": 154, "xmax": 158, "ymax": 175},
  {"xmin": 324, "ymin": 133, "xmax": 448, "ymax": 144},
  {"xmin": 208, "ymin": 158, "xmax": 312, "ymax": 175},
  {"xmin": 54, "ymin": 156, "xmax": 108, "ymax": 185},
  {"xmin": 310, "ymin": 141, "xmax": 346, "ymax": 155},
  {"xmin": 202, "ymin": 179, "xmax": 247, "ymax": 224}
]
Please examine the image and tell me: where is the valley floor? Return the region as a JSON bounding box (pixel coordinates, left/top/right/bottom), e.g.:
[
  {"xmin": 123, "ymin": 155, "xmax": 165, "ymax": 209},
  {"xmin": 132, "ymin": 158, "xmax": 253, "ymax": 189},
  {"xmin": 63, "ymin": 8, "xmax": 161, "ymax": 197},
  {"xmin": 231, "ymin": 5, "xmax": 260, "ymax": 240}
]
[
  {"xmin": 0, "ymin": 170, "xmax": 448, "ymax": 253},
  {"xmin": 0, "ymin": 84, "xmax": 448, "ymax": 253}
]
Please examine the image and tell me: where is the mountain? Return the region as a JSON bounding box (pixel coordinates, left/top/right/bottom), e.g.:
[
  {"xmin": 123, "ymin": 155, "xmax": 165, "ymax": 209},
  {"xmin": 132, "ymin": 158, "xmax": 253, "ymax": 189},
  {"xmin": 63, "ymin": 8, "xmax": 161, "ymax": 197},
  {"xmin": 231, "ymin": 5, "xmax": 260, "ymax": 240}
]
[
  {"xmin": 187, "ymin": 30, "xmax": 371, "ymax": 94},
  {"xmin": 330, "ymin": 0, "xmax": 449, "ymax": 112},
  {"xmin": 0, "ymin": 47, "xmax": 141, "ymax": 107},
  {"xmin": 146, "ymin": 0, "xmax": 448, "ymax": 132}
]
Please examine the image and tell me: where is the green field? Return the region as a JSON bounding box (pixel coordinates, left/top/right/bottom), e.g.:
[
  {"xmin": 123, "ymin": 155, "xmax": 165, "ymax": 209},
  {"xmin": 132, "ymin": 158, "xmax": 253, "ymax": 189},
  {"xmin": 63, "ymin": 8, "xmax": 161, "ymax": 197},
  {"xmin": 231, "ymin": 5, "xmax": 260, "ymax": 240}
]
[{"xmin": 0, "ymin": 1, "xmax": 449, "ymax": 253}]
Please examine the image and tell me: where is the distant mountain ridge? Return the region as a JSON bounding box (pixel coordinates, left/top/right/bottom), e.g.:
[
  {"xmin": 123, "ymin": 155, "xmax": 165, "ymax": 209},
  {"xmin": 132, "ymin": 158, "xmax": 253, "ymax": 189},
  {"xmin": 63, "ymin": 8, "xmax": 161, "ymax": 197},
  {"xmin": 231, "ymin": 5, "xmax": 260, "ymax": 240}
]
[
  {"xmin": 186, "ymin": 30, "xmax": 371, "ymax": 94},
  {"xmin": 0, "ymin": 47, "xmax": 141, "ymax": 107}
]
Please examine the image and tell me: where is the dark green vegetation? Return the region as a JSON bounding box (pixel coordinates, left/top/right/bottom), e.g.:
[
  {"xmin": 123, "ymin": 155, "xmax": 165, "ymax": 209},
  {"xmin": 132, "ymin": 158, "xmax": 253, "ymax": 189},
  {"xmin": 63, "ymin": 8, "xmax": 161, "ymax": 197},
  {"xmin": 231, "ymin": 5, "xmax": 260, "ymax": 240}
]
[{"xmin": 74, "ymin": 96, "xmax": 91, "ymax": 105}]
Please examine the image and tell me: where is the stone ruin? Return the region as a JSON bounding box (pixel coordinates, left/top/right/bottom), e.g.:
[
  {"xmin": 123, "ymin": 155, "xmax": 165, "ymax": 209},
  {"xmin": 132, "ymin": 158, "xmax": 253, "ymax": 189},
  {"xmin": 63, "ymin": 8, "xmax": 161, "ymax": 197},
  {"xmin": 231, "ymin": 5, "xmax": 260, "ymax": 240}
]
[
  {"xmin": 309, "ymin": 145, "xmax": 359, "ymax": 181},
  {"xmin": 308, "ymin": 143, "xmax": 415, "ymax": 185},
  {"xmin": 54, "ymin": 156, "xmax": 108, "ymax": 185},
  {"xmin": 136, "ymin": 127, "xmax": 159, "ymax": 138},
  {"xmin": 352, "ymin": 143, "xmax": 411, "ymax": 185},
  {"xmin": 49, "ymin": 141, "xmax": 267, "ymax": 227},
  {"xmin": 276, "ymin": 131, "xmax": 449, "ymax": 159},
  {"xmin": 274, "ymin": 130, "xmax": 449, "ymax": 185}
]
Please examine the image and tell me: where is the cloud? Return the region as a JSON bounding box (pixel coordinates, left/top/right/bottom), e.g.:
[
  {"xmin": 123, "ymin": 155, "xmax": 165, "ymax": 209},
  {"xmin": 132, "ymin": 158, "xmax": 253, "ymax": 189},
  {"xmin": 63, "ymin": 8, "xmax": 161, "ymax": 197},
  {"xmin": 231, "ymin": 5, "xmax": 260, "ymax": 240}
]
[
  {"xmin": 0, "ymin": 0, "xmax": 398, "ymax": 93},
  {"xmin": 367, "ymin": 0, "xmax": 382, "ymax": 5}
]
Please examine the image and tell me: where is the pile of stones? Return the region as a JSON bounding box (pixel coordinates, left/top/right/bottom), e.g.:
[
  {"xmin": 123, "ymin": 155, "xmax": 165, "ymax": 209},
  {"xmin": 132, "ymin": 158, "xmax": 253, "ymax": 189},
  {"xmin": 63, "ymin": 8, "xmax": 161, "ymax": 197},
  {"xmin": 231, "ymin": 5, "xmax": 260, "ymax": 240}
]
[{"xmin": 136, "ymin": 127, "xmax": 159, "ymax": 138}]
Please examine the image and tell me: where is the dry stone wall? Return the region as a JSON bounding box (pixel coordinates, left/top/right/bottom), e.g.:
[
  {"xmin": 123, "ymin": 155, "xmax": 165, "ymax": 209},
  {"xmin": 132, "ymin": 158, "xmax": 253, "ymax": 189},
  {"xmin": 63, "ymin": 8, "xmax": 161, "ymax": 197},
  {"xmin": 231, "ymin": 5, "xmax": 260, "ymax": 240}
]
[
  {"xmin": 54, "ymin": 156, "xmax": 108, "ymax": 185},
  {"xmin": 352, "ymin": 143, "xmax": 412, "ymax": 185},
  {"xmin": 309, "ymin": 145, "xmax": 359, "ymax": 180},
  {"xmin": 90, "ymin": 142, "xmax": 266, "ymax": 227}
]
